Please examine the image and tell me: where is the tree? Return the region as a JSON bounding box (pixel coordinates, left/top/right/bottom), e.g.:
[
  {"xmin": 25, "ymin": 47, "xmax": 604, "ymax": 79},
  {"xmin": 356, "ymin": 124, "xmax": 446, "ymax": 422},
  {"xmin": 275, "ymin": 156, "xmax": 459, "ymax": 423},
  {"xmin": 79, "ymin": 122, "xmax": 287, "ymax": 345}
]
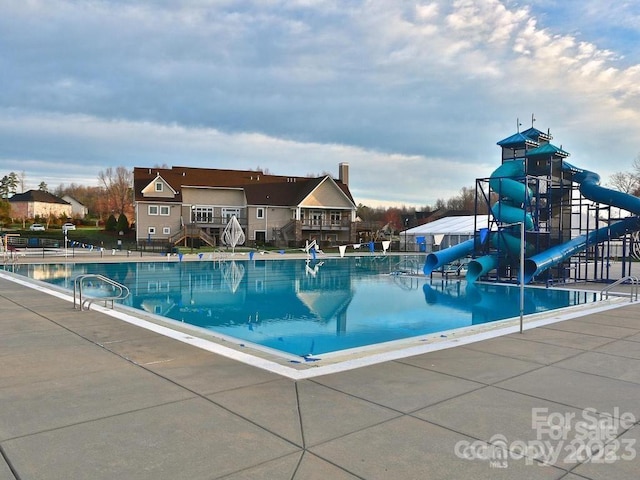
[
  {"xmin": 383, "ymin": 208, "xmax": 403, "ymax": 232},
  {"xmin": 0, "ymin": 199, "xmax": 10, "ymax": 224},
  {"xmin": 7, "ymin": 172, "xmax": 18, "ymax": 195},
  {"xmin": 18, "ymin": 171, "xmax": 26, "ymax": 193},
  {"xmin": 608, "ymin": 171, "xmax": 639, "ymax": 194},
  {"xmin": 98, "ymin": 166, "xmax": 133, "ymax": 216},
  {"xmin": 632, "ymin": 155, "xmax": 640, "ymax": 179},
  {"xmin": 53, "ymin": 183, "xmax": 103, "ymax": 218},
  {"xmin": 105, "ymin": 213, "xmax": 118, "ymax": 231},
  {"xmin": 116, "ymin": 213, "xmax": 130, "ymax": 233},
  {"xmin": 0, "ymin": 176, "xmax": 9, "ymax": 200},
  {"xmin": 445, "ymin": 186, "xmax": 476, "ymax": 212},
  {"xmin": 0, "ymin": 172, "xmax": 19, "ymax": 199}
]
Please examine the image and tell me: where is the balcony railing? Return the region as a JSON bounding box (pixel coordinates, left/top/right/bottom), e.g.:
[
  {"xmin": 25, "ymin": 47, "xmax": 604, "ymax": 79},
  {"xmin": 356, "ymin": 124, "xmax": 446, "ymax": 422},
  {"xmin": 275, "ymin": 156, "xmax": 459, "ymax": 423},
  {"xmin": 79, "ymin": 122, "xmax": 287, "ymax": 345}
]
[
  {"xmin": 300, "ymin": 218, "xmax": 351, "ymax": 230},
  {"xmin": 190, "ymin": 216, "xmax": 248, "ymax": 227}
]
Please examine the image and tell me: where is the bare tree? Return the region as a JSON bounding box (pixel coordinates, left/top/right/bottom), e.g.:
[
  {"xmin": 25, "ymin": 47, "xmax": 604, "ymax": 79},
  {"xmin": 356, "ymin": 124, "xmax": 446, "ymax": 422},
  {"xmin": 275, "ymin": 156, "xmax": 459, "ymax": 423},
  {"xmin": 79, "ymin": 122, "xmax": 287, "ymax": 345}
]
[
  {"xmin": 445, "ymin": 186, "xmax": 476, "ymax": 212},
  {"xmin": 632, "ymin": 155, "xmax": 640, "ymax": 178},
  {"xmin": 18, "ymin": 171, "xmax": 26, "ymax": 193},
  {"xmin": 608, "ymin": 171, "xmax": 639, "ymax": 194},
  {"xmin": 98, "ymin": 166, "xmax": 133, "ymax": 216}
]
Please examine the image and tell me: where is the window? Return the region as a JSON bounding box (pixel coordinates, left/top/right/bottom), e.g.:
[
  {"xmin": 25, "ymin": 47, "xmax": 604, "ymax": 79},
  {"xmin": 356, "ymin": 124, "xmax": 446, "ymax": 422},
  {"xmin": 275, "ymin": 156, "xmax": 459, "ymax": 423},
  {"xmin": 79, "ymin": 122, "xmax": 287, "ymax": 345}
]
[
  {"xmin": 256, "ymin": 207, "xmax": 264, "ymax": 219},
  {"xmin": 193, "ymin": 206, "xmax": 213, "ymax": 223},
  {"xmin": 148, "ymin": 205, "xmax": 158, "ymax": 215},
  {"xmin": 222, "ymin": 208, "xmax": 241, "ymax": 222},
  {"xmin": 160, "ymin": 206, "xmax": 170, "ymax": 216},
  {"xmin": 148, "ymin": 226, "xmax": 156, "ymax": 235},
  {"xmin": 155, "ymin": 182, "xmax": 163, "ymax": 192},
  {"xmin": 330, "ymin": 211, "xmax": 341, "ymax": 225},
  {"xmin": 310, "ymin": 210, "xmax": 323, "ymax": 226},
  {"xmin": 148, "ymin": 282, "xmax": 170, "ymax": 292},
  {"xmin": 163, "ymin": 227, "xmax": 171, "ymax": 235}
]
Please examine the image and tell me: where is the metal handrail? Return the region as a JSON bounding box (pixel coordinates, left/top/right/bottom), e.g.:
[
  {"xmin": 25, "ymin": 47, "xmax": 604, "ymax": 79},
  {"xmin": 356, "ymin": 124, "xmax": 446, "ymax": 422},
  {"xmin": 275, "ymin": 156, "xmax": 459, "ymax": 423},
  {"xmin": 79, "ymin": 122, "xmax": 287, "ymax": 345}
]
[
  {"xmin": 391, "ymin": 258, "xmax": 420, "ymax": 275},
  {"xmin": 73, "ymin": 274, "xmax": 130, "ymax": 311},
  {"xmin": 600, "ymin": 276, "xmax": 639, "ymax": 302}
]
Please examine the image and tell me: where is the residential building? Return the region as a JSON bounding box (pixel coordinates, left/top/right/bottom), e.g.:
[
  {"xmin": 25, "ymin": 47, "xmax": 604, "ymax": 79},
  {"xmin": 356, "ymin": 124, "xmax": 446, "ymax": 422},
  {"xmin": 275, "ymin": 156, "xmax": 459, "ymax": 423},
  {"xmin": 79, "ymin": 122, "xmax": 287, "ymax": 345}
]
[
  {"xmin": 9, "ymin": 190, "xmax": 72, "ymax": 221},
  {"xmin": 62, "ymin": 195, "xmax": 89, "ymax": 219},
  {"xmin": 133, "ymin": 164, "xmax": 357, "ymax": 248}
]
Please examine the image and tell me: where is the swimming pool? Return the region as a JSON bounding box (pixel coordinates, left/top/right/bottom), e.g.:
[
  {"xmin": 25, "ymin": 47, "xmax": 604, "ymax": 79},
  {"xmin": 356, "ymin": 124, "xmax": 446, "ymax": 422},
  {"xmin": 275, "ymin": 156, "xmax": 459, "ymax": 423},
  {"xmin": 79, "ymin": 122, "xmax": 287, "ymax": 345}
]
[{"xmin": 3, "ymin": 256, "xmax": 597, "ymax": 358}]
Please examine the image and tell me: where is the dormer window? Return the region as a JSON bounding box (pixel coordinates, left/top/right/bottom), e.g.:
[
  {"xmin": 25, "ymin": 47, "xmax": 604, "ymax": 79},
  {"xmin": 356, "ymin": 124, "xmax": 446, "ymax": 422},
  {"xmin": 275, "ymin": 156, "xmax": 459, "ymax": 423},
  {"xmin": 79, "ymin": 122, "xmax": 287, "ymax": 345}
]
[{"xmin": 155, "ymin": 182, "xmax": 163, "ymax": 192}]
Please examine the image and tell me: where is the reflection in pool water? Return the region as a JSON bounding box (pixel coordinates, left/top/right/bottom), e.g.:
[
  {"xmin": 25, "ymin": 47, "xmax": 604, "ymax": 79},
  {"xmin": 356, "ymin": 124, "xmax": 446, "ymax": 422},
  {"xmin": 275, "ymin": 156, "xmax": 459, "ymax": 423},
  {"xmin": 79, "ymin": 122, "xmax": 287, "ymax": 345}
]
[{"xmin": 3, "ymin": 256, "xmax": 597, "ymax": 357}]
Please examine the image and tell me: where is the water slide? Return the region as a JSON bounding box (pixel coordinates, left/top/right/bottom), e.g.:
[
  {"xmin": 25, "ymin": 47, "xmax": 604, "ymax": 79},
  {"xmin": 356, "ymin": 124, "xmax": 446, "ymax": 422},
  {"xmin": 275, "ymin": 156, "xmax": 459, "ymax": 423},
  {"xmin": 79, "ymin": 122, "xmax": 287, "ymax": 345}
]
[
  {"xmin": 422, "ymin": 237, "xmax": 477, "ymax": 274},
  {"xmin": 523, "ymin": 162, "xmax": 640, "ymax": 283},
  {"xmin": 465, "ymin": 160, "xmax": 534, "ymax": 282},
  {"xmin": 423, "ymin": 160, "xmax": 640, "ymax": 283},
  {"xmin": 424, "ymin": 160, "xmax": 533, "ymax": 278}
]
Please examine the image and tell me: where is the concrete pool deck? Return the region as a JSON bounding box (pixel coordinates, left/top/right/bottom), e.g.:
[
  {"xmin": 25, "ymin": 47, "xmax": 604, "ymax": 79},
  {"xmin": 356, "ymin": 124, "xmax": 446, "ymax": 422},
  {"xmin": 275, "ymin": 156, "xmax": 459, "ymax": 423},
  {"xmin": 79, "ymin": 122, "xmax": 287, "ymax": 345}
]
[{"xmin": 1, "ymin": 257, "xmax": 640, "ymax": 478}]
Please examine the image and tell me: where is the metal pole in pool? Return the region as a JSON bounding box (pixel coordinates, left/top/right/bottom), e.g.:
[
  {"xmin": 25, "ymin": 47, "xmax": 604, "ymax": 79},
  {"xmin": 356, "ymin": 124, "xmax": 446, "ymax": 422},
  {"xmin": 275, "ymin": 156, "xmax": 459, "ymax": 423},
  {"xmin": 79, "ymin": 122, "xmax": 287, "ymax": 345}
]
[
  {"xmin": 519, "ymin": 221, "xmax": 524, "ymax": 334},
  {"xmin": 501, "ymin": 221, "xmax": 525, "ymax": 333}
]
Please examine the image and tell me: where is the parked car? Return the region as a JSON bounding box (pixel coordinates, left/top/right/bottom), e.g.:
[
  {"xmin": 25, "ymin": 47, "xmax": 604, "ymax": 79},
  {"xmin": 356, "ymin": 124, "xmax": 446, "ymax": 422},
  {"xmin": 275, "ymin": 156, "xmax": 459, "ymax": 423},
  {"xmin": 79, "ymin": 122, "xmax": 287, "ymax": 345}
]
[
  {"xmin": 62, "ymin": 222, "xmax": 76, "ymax": 231},
  {"xmin": 29, "ymin": 223, "xmax": 46, "ymax": 231}
]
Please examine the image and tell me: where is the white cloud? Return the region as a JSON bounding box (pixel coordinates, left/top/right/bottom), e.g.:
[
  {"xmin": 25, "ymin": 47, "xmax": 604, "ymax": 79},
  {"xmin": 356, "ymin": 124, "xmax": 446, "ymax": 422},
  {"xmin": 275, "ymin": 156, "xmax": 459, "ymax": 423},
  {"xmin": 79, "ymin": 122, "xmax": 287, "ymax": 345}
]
[{"xmin": 1, "ymin": 0, "xmax": 640, "ymax": 207}]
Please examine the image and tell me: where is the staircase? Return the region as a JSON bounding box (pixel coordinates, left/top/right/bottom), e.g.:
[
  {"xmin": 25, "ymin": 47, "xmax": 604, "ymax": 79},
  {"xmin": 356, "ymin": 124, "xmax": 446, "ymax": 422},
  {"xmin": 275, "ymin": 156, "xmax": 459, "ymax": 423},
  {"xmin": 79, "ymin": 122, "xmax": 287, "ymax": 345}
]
[
  {"xmin": 169, "ymin": 225, "xmax": 216, "ymax": 248},
  {"xmin": 279, "ymin": 220, "xmax": 298, "ymax": 243}
]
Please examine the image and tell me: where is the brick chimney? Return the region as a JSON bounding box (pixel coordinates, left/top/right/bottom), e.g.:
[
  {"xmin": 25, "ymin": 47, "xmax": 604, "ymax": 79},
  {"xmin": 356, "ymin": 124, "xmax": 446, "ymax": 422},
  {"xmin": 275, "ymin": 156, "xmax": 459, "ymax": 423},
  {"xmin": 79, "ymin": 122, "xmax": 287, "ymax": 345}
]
[{"xmin": 338, "ymin": 162, "xmax": 349, "ymax": 186}]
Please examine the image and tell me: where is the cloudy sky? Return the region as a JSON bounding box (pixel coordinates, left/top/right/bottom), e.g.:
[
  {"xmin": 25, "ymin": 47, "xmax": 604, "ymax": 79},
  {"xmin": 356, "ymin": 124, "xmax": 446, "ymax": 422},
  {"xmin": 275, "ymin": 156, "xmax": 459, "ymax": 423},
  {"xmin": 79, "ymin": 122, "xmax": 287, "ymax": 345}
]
[{"xmin": 2, "ymin": 0, "xmax": 640, "ymax": 207}]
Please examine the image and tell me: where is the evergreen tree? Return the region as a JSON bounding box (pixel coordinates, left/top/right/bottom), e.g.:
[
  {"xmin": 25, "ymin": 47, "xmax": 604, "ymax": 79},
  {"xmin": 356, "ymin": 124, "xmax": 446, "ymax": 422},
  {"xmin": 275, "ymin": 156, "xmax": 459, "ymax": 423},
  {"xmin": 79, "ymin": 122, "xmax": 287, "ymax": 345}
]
[
  {"xmin": 105, "ymin": 213, "xmax": 118, "ymax": 231},
  {"xmin": 116, "ymin": 213, "xmax": 129, "ymax": 233}
]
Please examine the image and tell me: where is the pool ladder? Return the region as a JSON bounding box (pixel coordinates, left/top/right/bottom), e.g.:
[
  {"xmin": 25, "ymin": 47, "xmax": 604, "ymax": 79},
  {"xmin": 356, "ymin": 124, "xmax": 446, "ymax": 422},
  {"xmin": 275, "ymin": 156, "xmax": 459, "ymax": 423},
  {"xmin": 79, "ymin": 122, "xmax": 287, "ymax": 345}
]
[
  {"xmin": 73, "ymin": 274, "xmax": 130, "ymax": 311},
  {"xmin": 599, "ymin": 276, "xmax": 639, "ymax": 303},
  {"xmin": 390, "ymin": 258, "xmax": 420, "ymax": 275}
]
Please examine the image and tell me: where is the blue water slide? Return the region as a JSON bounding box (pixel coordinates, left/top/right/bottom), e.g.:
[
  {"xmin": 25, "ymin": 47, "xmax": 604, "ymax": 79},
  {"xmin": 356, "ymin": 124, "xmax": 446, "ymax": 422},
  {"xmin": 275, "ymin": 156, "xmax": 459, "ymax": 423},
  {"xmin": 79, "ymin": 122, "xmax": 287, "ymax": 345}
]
[
  {"xmin": 466, "ymin": 160, "xmax": 534, "ymax": 282},
  {"xmin": 424, "ymin": 160, "xmax": 533, "ymax": 278},
  {"xmin": 523, "ymin": 162, "xmax": 640, "ymax": 283},
  {"xmin": 423, "ymin": 238, "xmax": 476, "ymax": 275}
]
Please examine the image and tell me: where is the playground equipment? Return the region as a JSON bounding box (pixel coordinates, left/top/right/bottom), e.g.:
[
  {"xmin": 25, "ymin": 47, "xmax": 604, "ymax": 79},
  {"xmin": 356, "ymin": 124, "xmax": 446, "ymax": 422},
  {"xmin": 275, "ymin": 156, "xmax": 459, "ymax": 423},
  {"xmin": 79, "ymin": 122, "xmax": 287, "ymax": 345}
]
[{"xmin": 424, "ymin": 124, "xmax": 640, "ymax": 284}]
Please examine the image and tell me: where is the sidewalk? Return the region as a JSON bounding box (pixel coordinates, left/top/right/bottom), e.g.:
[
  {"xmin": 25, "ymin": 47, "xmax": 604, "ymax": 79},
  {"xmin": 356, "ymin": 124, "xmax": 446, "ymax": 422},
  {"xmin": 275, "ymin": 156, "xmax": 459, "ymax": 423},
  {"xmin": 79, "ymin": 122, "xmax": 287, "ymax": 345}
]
[{"xmin": 1, "ymin": 275, "xmax": 639, "ymax": 479}]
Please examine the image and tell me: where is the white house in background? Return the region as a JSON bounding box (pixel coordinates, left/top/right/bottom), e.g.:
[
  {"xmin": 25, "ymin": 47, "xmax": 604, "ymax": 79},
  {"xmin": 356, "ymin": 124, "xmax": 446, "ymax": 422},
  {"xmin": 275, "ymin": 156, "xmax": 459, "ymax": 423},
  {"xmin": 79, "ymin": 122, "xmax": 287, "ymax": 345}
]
[{"xmin": 62, "ymin": 195, "xmax": 89, "ymax": 219}]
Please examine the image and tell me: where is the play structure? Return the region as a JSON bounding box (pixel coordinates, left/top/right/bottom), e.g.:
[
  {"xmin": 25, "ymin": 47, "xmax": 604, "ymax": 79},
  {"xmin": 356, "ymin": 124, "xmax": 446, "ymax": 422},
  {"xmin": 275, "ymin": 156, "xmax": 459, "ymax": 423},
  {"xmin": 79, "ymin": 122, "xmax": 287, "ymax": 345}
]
[{"xmin": 424, "ymin": 123, "xmax": 640, "ymax": 284}]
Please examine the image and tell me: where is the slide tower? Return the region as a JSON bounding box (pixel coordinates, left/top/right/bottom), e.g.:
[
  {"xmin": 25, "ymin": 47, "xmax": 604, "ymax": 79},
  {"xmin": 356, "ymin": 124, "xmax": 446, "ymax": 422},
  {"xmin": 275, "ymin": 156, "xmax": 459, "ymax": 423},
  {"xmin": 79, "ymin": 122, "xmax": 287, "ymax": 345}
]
[{"xmin": 424, "ymin": 123, "xmax": 640, "ymax": 283}]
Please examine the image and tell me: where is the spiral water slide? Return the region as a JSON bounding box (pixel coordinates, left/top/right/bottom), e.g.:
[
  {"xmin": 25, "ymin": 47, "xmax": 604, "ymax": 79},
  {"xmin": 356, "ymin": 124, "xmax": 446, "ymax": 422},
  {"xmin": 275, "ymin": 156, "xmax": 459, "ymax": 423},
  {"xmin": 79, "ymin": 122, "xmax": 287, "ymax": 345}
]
[
  {"xmin": 522, "ymin": 162, "xmax": 640, "ymax": 283},
  {"xmin": 465, "ymin": 160, "xmax": 534, "ymax": 282},
  {"xmin": 423, "ymin": 160, "xmax": 533, "ymax": 278}
]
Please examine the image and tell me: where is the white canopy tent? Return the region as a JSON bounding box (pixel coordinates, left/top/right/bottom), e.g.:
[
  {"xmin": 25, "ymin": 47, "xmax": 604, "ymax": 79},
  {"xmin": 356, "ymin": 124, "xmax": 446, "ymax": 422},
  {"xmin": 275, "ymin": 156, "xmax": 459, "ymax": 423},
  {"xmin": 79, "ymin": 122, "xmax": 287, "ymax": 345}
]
[{"xmin": 401, "ymin": 215, "xmax": 493, "ymax": 253}]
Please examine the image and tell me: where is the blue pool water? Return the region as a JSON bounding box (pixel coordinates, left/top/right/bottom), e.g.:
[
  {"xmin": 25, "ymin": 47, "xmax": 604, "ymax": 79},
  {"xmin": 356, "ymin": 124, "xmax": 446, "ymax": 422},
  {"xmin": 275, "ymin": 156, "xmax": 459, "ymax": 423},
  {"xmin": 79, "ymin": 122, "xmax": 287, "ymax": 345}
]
[{"xmin": 4, "ymin": 256, "xmax": 597, "ymax": 357}]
